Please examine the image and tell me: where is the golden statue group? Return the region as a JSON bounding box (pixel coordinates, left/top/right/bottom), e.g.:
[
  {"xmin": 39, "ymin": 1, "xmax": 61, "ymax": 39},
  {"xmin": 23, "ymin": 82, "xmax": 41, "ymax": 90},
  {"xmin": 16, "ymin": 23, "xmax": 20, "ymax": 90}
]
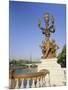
[{"xmin": 38, "ymin": 13, "xmax": 59, "ymax": 59}]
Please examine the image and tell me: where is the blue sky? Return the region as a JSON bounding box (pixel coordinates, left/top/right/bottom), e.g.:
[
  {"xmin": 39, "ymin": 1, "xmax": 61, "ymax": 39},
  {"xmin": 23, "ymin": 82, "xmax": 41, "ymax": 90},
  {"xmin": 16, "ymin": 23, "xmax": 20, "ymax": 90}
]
[{"xmin": 9, "ymin": 1, "xmax": 66, "ymax": 60}]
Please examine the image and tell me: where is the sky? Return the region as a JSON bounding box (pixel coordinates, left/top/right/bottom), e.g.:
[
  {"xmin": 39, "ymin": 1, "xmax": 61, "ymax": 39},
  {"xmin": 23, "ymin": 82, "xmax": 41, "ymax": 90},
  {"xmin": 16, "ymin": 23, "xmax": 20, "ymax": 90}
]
[{"xmin": 9, "ymin": 1, "xmax": 66, "ymax": 60}]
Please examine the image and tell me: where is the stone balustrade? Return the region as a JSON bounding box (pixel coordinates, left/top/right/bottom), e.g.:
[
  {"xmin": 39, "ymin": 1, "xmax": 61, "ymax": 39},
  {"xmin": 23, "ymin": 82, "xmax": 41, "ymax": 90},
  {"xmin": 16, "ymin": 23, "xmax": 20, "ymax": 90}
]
[{"xmin": 9, "ymin": 70, "xmax": 50, "ymax": 89}]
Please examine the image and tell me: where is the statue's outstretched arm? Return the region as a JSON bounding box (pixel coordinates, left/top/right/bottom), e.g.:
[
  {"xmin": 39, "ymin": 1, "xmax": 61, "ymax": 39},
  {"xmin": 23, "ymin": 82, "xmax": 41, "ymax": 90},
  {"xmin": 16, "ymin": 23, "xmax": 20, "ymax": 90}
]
[
  {"xmin": 38, "ymin": 19, "xmax": 45, "ymax": 34},
  {"xmin": 49, "ymin": 16, "xmax": 55, "ymax": 33}
]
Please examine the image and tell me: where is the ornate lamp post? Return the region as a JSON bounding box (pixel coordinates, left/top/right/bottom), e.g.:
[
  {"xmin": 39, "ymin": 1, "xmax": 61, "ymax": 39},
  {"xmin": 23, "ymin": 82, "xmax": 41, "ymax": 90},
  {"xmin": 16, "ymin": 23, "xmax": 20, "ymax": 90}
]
[
  {"xmin": 38, "ymin": 13, "xmax": 55, "ymax": 41},
  {"xmin": 38, "ymin": 13, "xmax": 58, "ymax": 59}
]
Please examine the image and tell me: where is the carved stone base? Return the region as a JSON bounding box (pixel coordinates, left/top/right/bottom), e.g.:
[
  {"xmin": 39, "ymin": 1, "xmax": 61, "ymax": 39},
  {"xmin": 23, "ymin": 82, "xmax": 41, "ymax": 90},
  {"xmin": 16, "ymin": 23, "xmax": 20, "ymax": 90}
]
[{"xmin": 38, "ymin": 58, "xmax": 65, "ymax": 86}]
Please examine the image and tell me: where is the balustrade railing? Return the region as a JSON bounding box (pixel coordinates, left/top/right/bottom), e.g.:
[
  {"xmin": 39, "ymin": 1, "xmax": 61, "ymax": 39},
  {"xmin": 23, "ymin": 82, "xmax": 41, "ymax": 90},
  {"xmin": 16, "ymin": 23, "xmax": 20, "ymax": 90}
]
[{"xmin": 9, "ymin": 70, "xmax": 50, "ymax": 89}]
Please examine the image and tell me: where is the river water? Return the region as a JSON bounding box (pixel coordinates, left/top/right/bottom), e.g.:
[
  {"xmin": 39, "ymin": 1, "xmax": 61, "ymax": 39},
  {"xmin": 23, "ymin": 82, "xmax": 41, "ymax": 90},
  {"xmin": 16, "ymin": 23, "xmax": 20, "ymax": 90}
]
[{"xmin": 15, "ymin": 67, "xmax": 37, "ymax": 74}]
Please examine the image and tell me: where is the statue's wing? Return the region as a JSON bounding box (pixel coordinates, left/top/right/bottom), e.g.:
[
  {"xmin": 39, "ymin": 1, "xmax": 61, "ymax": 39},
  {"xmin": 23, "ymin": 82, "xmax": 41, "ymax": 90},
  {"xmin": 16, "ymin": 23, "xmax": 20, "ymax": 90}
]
[{"xmin": 49, "ymin": 25, "xmax": 55, "ymax": 33}]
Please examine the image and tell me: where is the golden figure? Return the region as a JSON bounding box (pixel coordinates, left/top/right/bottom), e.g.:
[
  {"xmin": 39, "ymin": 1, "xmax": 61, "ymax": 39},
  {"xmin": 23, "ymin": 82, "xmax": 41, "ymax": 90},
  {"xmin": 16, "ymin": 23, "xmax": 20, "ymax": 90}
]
[{"xmin": 38, "ymin": 13, "xmax": 59, "ymax": 59}]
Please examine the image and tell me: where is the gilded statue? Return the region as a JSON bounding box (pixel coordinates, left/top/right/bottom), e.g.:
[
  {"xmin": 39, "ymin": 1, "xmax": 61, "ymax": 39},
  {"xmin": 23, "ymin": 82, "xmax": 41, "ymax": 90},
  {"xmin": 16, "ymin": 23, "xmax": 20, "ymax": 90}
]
[{"xmin": 38, "ymin": 13, "xmax": 59, "ymax": 59}]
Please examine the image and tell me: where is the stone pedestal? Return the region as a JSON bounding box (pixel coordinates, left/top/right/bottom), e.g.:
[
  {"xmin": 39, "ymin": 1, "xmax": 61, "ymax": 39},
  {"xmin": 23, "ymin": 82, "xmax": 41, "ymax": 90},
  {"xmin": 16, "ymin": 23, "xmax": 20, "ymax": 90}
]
[{"xmin": 38, "ymin": 58, "xmax": 65, "ymax": 86}]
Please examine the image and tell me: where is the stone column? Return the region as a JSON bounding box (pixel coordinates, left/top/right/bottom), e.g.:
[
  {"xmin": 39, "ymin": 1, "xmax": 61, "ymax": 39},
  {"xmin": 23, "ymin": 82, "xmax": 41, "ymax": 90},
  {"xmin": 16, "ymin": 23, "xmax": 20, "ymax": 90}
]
[
  {"xmin": 32, "ymin": 78, "xmax": 35, "ymax": 88},
  {"xmin": 26, "ymin": 78, "xmax": 30, "ymax": 88},
  {"xmin": 39, "ymin": 76, "xmax": 43, "ymax": 87},
  {"xmin": 20, "ymin": 79, "xmax": 24, "ymax": 89},
  {"xmin": 36, "ymin": 77, "xmax": 40, "ymax": 87},
  {"xmin": 42, "ymin": 76, "xmax": 46, "ymax": 87},
  {"xmin": 15, "ymin": 79, "xmax": 19, "ymax": 89}
]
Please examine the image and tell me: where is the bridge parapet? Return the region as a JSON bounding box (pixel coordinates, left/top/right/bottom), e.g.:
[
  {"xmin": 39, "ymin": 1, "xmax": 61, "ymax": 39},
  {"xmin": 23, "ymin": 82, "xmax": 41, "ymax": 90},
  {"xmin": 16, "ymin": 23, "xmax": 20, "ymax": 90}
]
[{"xmin": 9, "ymin": 70, "xmax": 50, "ymax": 89}]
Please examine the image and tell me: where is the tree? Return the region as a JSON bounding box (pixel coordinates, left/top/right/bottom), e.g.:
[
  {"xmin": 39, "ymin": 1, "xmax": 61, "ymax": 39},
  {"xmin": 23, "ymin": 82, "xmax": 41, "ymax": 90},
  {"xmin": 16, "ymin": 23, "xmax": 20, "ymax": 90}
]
[
  {"xmin": 57, "ymin": 45, "xmax": 66, "ymax": 68},
  {"xmin": 9, "ymin": 59, "xmax": 17, "ymax": 65}
]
